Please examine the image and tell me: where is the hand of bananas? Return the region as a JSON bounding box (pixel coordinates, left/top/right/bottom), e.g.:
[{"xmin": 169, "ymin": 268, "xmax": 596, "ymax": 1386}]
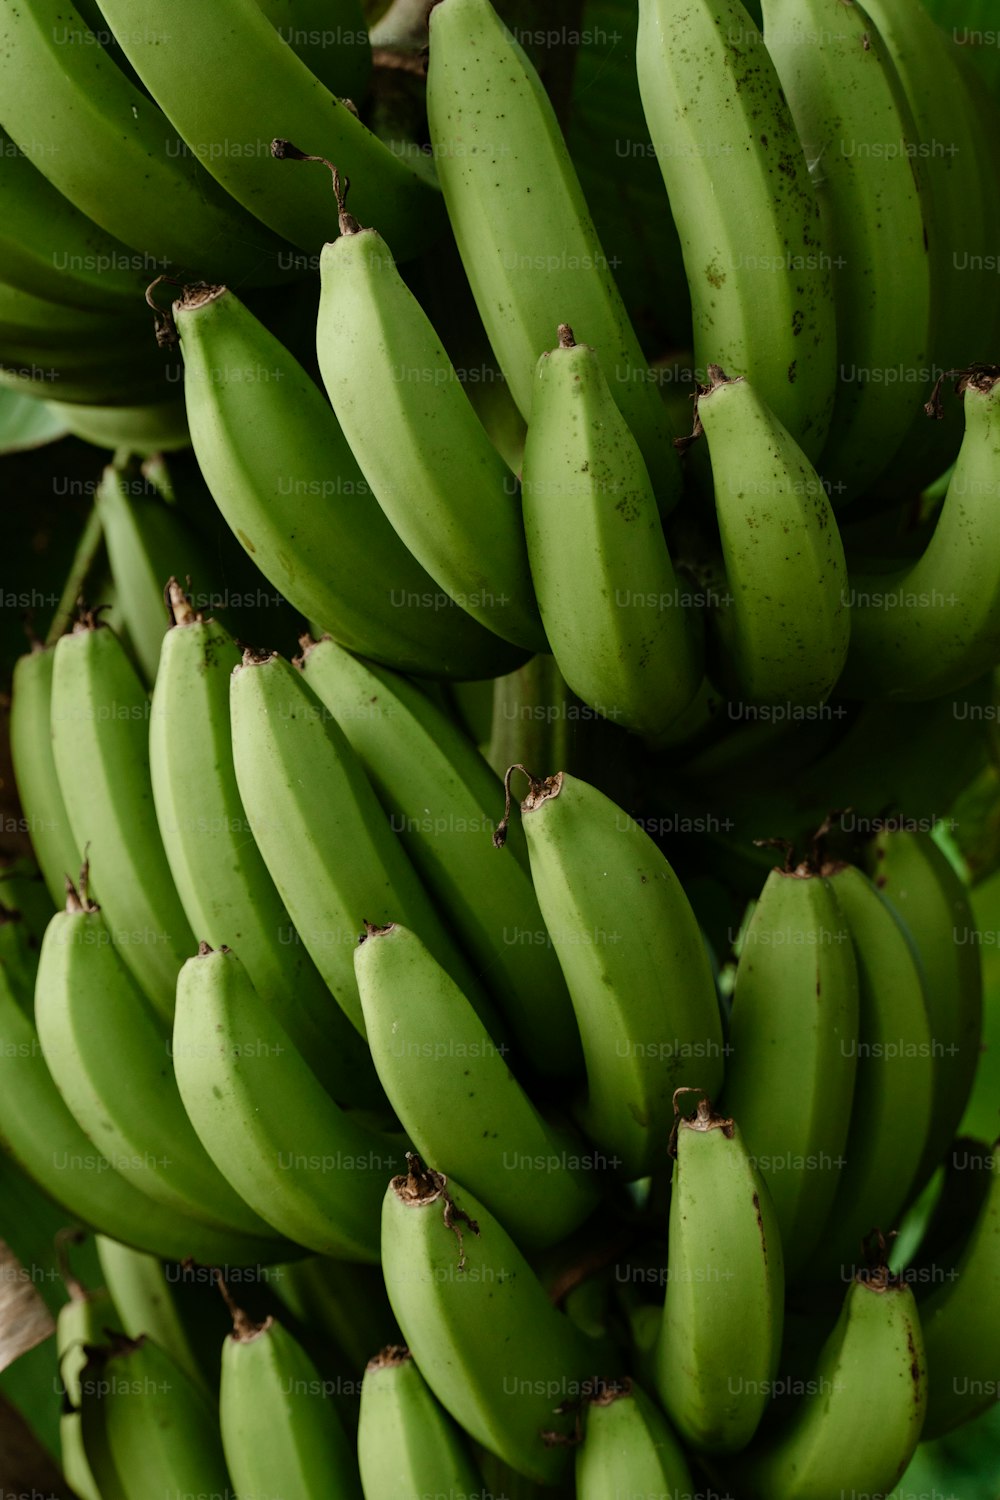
[{"xmin": 1, "ymin": 0, "xmax": 998, "ymax": 1497}]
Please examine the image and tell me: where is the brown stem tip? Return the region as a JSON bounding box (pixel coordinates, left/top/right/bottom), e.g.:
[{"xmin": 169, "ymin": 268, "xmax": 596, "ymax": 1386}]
[
  {"xmin": 493, "ymin": 765, "xmax": 563, "ymax": 848},
  {"xmin": 272, "ymin": 140, "xmax": 363, "ymax": 236}
]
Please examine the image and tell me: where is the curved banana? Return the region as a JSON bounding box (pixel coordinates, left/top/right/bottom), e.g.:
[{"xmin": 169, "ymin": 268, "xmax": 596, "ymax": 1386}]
[
  {"xmin": 10, "ymin": 645, "xmax": 79, "ymax": 908},
  {"xmin": 577, "ymin": 1378, "xmax": 693, "ymax": 1500},
  {"xmin": 57, "ymin": 1276, "xmax": 115, "ymax": 1500},
  {"xmin": 49, "ymin": 397, "xmax": 190, "ymax": 455},
  {"xmin": 381, "ymin": 1155, "xmax": 607, "ymax": 1484},
  {"xmin": 720, "ymin": 859, "xmax": 859, "ymax": 1280},
  {"xmin": 49, "ymin": 615, "xmax": 195, "ymax": 1019},
  {"xmin": 312, "ymin": 180, "xmax": 544, "ymax": 652},
  {"xmin": 173, "ymin": 284, "xmax": 524, "ymax": 681},
  {"xmin": 655, "ymin": 1093, "xmax": 784, "ymax": 1453},
  {"xmin": 495, "ymin": 767, "xmax": 724, "ymax": 1180},
  {"xmin": 94, "ymin": 1237, "xmax": 207, "ymax": 1392},
  {"xmin": 760, "ymin": 0, "xmax": 933, "ymax": 500},
  {"xmin": 92, "ymin": 0, "xmax": 441, "ymax": 259},
  {"xmin": 230, "ymin": 649, "xmax": 497, "ymax": 1038},
  {"xmin": 0, "ymin": 279, "xmax": 145, "ymax": 347},
  {"xmin": 695, "ymin": 367, "xmax": 850, "ymax": 705},
  {"xmin": 0, "ymin": 906, "xmax": 39, "ymax": 1003},
  {"xmin": 520, "ymin": 327, "xmax": 702, "ymax": 738},
  {"xmin": 425, "ymin": 0, "xmax": 682, "ymax": 512},
  {"xmin": 811, "ymin": 861, "xmax": 934, "ymax": 1278},
  {"xmin": 718, "ymin": 1267, "xmax": 927, "ymax": 1498},
  {"xmin": 354, "ymin": 921, "xmax": 598, "ymax": 1250},
  {"xmin": 296, "ymin": 633, "xmax": 579, "ymax": 1077},
  {"xmin": 358, "ymin": 1345, "xmax": 482, "ymax": 1500},
  {"xmin": 866, "ymin": 824, "xmax": 983, "ymax": 1184},
  {"xmin": 839, "ymin": 368, "xmax": 1000, "ymax": 700},
  {"xmin": 254, "ymin": 0, "xmax": 371, "ymax": 100},
  {"xmin": 220, "ymin": 1298, "xmax": 359, "ymax": 1500},
  {"xmin": 149, "ymin": 594, "xmax": 382, "ymax": 1106},
  {"xmin": 0, "ymin": 0, "xmax": 287, "ymax": 282},
  {"xmin": 636, "ymin": 0, "xmax": 836, "ymax": 460},
  {"xmin": 273, "ymin": 1258, "xmax": 400, "ymax": 1372},
  {"xmin": 174, "ymin": 943, "xmax": 401, "ymax": 1260}
]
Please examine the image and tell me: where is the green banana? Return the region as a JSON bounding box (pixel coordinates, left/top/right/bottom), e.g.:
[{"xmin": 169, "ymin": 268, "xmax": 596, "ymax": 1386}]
[
  {"xmin": 694, "ymin": 367, "xmax": 850, "ymax": 705},
  {"xmin": 717, "ymin": 1267, "xmax": 927, "ymax": 1498},
  {"xmin": 272, "ymin": 1258, "xmax": 400, "ymax": 1372},
  {"xmin": 655, "ymin": 1092, "xmax": 784, "ymax": 1453},
  {"xmin": 34, "ymin": 883, "xmax": 284, "ymax": 1242},
  {"xmin": 520, "ymin": 327, "xmax": 702, "ymax": 739},
  {"xmin": 425, "ymin": 0, "xmax": 682, "ymax": 511},
  {"xmin": 219, "ymin": 1296, "xmax": 360, "ymax": 1500},
  {"xmin": 230, "ymin": 649, "xmax": 497, "ymax": 1038},
  {"xmin": 173, "ymin": 283, "xmax": 524, "ymax": 680},
  {"xmin": 49, "ymin": 397, "xmax": 190, "ymax": 455},
  {"xmin": 93, "ymin": 0, "xmax": 441, "ymax": 259},
  {"xmin": 0, "ymin": 905, "xmax": 40, "ymax": 1004},
  {"xmin": 254, "ymin": 0, "xmax": 371, "ymax": 101},
  {"xmin": 358, "ymin": 1345, "xmax": 483, "ymax": 1500},
  {"xmin": 495, "ymin": 767, "xmax": 724, "ymax": 1179},
  {"xmin": 0, "ymin": 278, "xmax": 146, "ymax": 347},
  {"xmin": 0, "ymin": 350, "xmax": 174, "ymax": 409},
  {"xmin": 57, "ymin": 1277, "xmax": 115, "ymax": 1500},
  {"xmin": 149, "ymin": 593, "xmax": 382, "ymax": 1105},
  {"xmin": 173, "ymin": 943, "xmax": 401, "ymax": 1260},
  {"xmin": 0, "ymin": 0, "xmax": 287, "ymax": 282},
  {"xmin": 761, "ymin": 0, "xmax": 933, "ymax": 499},
  {"xmin": 310, "ymin": 173, "xmax": 544, "ymax": 652},
  {"xmin": 381, "ymin": 1155, "xmax": 607, "ymax": 1484},
  {"xmin": 49, "ymin": 615, "xmax": 196, "ymax": 1019},
  {"xmin": 720, "ymin": 859, "xmax": 860, "ymax": 1280},
  {"xmin": 840, "ymin": 368, "xmax": 1000, "ymax": 700},
  {"xmin": 354, "ymin": 921, "xmax": 598, "ymax": 1250},
  {"xmin": 636, "ymin": 0, "xmax": 837, "ymax": 461},
  {"xmin": 94, "ymin": 1236, "xmax": 207, "ymax": 1392},
  {"xmin": 811, "ymin": 860, "xmax": 935, "ymax": 1278},
  {"xmin": 296, "ymin": 633, "xmax": 580, "ymax": 1077},
  {"xmin": 576, "ymin": 1378, "xmax": 693, "ymax": 1500},
  {"xmin": 10, "ymin": 644, "xmax": 79, "ymax": 908},
  {"xmin": 919, "ymin": 1137, "xmax": 1000, "ymax": 1438}
]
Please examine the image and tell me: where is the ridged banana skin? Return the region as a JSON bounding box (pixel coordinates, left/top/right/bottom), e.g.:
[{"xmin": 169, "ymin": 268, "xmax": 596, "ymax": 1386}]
[
  {"xmin": 230, "ymin": 652, "xmax": 499, "ymax": 1039},
  {"xmin": 717, "ymin": 1277, "xmax": 927, "ymax": 1498},
  {"xmin": 220, "ymin": 1315, "xmax": 360, "ymax": 1500},
  {"xmin": 425, "ymin": 0, "xmax": 682, "ymax": 513},
  {"xmin": 49, "ymin": 622, "xmax": 196, "ymax": 1020},
  {"xmin": 10, "ymin": 647, "xmax": 79, "ymax": 908},
  {"xmin": 867, "ymin": 829, "xmax": 983, "ymax": 1188},
  {"xmin": 655, "ymin": 1110, "xmax": 785, "ymax": 1453},
  {"xmin": 34, "ymin": 905, "xmax": 281, "ymax": 1241},
  {"xmin": 636, "ymin": 0, "xmax": 837, "ymax": 461},
  {"xmin": 697, "ymin": 373, "xmax": 850, "ymax": 705},
  {"xmin": 96, "ymin": 0, "xmax": 442, "ymax": 260},
  {"xmin": 175, "ymin": 288, "xmax": 524, "ymax": 681},
  {"xmin": 0, "ymin": 961, "xmax": 286, "ymax": 1264},
  {"xmin": 380, "ymin": 1166, "xmax": 604, "ymax": 1484},
  {"xmin": 58, "ymin": 1290, "xmax": 114, "ymax": 1500},
  {"xmin": 516, "ymin": 771, "xmax": 724, "ymax": 1179},
  {"xmin": 316, "ymin": 229, "xmax": 544, "ymax": 652},
  {"xmin": 812, "ymin": 865, "xmax": 935, "ymax": 1278},
  {"xmin": 521, "ymin": 336, "xmax": 702, "ymax": 739},
  {"xmin": 720, "ymin": 868, "xmax": 860, "ymax": 1280},
  {"xmin": 173, "ymin": 945, "xmax": 400, "ymax": 1260},
  {"xmin": 839, "ymin": 371, "xmax": 1000, "ymax": 701},
  {"xmin": 920, "ymin": 1139, "xmax": 1000, "ymax": 1439},
  {"xmin": 761, "ymin": 0, "xmax": 933, "ymax": 500},
  {"xmin": 95, "ymin": 1237, "xmax": 207, "ymax": 1393},
  {"xmin": 576, "ymin": 1381, "xmax": 694, "ymax": 1500},
  {"xmin": 0, "ymin": 0, "xmax": 286, "ymax": 283},
  {"xmin": 150, "ymin": 617, "xmax": 383, "ymax": 1107},
  {"xmin": 358, "ymin": 1348, "xmax": 483, "ymax": 1500},
  {"xmin": 296, "ymin": 636, "xmax": 580, "ymax": 1077},
  {"xmin": 354, "ymin": 923, "xmax": 598, "ymax": 1251}
]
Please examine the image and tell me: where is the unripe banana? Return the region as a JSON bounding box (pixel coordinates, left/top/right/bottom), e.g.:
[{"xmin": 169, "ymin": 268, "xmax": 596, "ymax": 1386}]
[
  {"xmin": 495, "ymin": 767, "xmax": 724, "ymax": 1179},
  {"xmin": 57, "ymin": 1279, "xmax": 115, "ymax": 1500},
  {"xmin": 95, "ymin": 1237, "xmax": 207, "ymax": 1393},
  {"xmin": 695, "ymin": 367, "xmax": 850, "ymax": 705},
  {"xmin": 655, "ymin": 1093, "xmax": 784, "ymax": 1453},
  {"xmin": 576, "ymin": 1377, "xmax": 693, "ymax": 1500},
  {"xmin": 354, "ymin": 921, "xmax": 598, "ymax": 1251},
  {"xmin": 10, "ymin": 644, "xmax": 80, "ymax": 908},
  {"xmin": 358, "ymin": 1345, "xmax": 483, "ymax": 1500},
  {"xmin": 720, "ymin": 859, "xmax": 859, "ymax": 1279},
  {"xmin": 273, "ymin": 1258, "xmax": 400, "ymax": 1374},
  {"xmin": 520, "ymin": 327, "xmax": 702, "ymax": 739}
]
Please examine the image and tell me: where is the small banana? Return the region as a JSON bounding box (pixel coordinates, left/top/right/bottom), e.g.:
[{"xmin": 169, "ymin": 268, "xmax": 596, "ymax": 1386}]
[
  {"xmin": 720, "ymin": 857, "xmax": 859, "ymax": 1280},
  {"xmin": 694, "ymin": 367, "xmax": 850, "ymax": 705},
  {"xmin": 358, "ymin": 1345, "xmax": 483, "ymax": 1500},
  {"xmin": 9, "ymin": 643, "xmax": 78, "ymax": 909},
  {"xmin": 655, "ymin": 1092, "xmax": 785, "ymax": 1453},
  {"xmin": 57, "ymin": 1275, "xmax": 115, "ymax": 1500},
  {"xmin": 576, "ymin": 1377, "xmax": 693, "ymax": 1500},
  {"xmin": 48, "ymin": 397, "xmax": 189, "ymax": 456},
  {"xmin": 94, "ymin": 1237, "xmax": 207, "ymax": 1393},
  {"xmin": 354, "ymin": 921, "xmax": 599, "ymax": 1251},
  {"xmin": 520, "ymin": 326, "xmax": 702, "ymax": 739},
  {"xmin": 495, "ymin": 766, "xmax": 724, "ymax": 1180}
]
